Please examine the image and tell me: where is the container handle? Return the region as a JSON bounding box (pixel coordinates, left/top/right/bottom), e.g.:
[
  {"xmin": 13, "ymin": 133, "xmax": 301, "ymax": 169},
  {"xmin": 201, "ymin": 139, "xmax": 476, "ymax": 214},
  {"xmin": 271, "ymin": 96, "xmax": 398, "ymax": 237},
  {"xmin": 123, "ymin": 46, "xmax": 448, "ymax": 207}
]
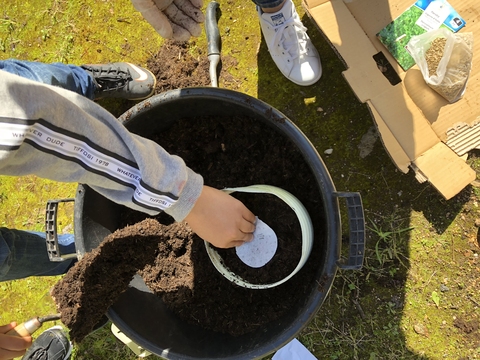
[
  {"xmin": 45, "ymin": 199, "xmax": 76, "ymax": 262},
  {"xmin": 333, "ymin": 192, "xmax": 365, "ymax": 270}
]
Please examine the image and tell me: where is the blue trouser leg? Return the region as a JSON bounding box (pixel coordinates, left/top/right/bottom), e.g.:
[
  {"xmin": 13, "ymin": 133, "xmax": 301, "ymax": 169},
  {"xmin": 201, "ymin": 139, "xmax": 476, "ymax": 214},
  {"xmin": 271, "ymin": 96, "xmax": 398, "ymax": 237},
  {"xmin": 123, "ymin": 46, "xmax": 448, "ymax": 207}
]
[
  {"xmin": 0, "ymin": 59, "xmax": 89, "ymax": 281},
  {"xmin": 0, "ymin": 59, "xmax": 96, "ymax": 99},
  {"xmin": 0, "ymin": 228, "xmax": 76, "ymax": 281},
  {"xmin": 252, "ymin": 0, "xmax": 285, "ymax": 9}
]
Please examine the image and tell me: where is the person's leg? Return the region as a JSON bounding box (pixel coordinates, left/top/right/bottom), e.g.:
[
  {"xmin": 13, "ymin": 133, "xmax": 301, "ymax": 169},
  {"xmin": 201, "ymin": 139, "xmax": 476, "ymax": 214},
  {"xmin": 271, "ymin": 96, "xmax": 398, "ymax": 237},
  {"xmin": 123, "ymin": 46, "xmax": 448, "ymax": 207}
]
[
  {"xmin": 0, "ymin": 59, "xmax": 96, "ymax": 99},
  {"xmin": 0, "ymin": 228, "xmax": 76, "ymax": 282},
  {"xmin": 255, "ymin": 0, "xmax": 285, "ymax": 11},
  {"xmin": 0, "ymin": 59, "xmax": 157, "ymax": 100},
  {"xmin": 253, "ymin": 0, "xmax": 322, "ymax": 86}
]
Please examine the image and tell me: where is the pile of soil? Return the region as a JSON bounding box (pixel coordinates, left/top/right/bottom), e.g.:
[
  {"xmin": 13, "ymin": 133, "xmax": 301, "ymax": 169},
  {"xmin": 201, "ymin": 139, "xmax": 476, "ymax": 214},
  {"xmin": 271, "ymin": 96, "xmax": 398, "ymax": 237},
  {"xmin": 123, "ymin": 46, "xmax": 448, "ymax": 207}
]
[
  {"xmin": 52, "ymin": 218, "xmax": 193, "ymax": 342},
  {"xmin": 147, "ymin": 40, "xmax": 240, "ymax": 93}
]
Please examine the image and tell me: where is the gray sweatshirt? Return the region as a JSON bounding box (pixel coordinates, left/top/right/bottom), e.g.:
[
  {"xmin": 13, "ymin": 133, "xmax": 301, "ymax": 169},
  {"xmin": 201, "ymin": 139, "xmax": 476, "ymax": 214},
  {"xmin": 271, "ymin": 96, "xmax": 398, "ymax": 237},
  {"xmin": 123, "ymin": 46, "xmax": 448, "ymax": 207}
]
[{"xmin": 0, "ymin": 70, "xmax": 203, "ymax": 221}]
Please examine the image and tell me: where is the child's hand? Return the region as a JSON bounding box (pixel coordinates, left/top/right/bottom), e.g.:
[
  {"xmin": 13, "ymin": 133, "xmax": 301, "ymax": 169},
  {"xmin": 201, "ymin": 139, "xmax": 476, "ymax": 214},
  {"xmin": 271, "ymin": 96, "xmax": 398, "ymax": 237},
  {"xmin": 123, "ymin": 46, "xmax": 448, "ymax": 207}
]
[
  {"xmin": 185, "ymin": 186, "xmax": 256, "ymax": 248},
  {"xmin": 0, "ymin": 323, "xmax": 32, "ymax": 360}
]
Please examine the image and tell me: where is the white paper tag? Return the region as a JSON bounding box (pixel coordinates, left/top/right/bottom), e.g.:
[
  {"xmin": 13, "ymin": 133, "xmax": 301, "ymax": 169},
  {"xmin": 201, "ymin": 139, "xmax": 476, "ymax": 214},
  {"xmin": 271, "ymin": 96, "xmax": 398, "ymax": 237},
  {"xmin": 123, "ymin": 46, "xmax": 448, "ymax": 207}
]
[
  {"xmin": 272, "ymin": 338, "xmax": 318, "ymax": 360},
  {"xmin": 235, "ymin": 218, "xmax": 277, "ymax": 268},
  {"xmin": 416, "ymin": 1, "xmax": 450, "ymax": 31}
]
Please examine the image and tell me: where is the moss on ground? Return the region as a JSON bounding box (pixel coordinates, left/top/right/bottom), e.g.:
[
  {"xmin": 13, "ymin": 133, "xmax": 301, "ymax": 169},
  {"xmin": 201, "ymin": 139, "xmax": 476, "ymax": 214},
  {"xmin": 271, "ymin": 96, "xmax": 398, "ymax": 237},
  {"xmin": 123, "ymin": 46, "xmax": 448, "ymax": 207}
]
[{"xmin": 1, "ymin": 0, "xmax": 479, "ymax": 359}]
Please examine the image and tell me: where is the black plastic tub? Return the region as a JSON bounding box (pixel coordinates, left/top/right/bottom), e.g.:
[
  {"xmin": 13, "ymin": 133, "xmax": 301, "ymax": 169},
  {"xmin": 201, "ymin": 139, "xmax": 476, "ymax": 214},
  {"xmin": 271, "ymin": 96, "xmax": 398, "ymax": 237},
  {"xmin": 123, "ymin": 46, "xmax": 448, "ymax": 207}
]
[{"xmin": 73, "ymin": 88, "xmax": 365, "ymax": 359}]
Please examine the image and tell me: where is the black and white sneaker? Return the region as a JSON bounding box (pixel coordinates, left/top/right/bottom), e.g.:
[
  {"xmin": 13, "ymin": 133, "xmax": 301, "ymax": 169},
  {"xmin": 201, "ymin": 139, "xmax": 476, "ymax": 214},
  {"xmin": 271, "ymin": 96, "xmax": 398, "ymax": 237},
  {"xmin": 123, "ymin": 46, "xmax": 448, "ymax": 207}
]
[
  {"xmin": 22, "ymin": 326, "xmax": 72, "ymax": 360},
  {"xmin": 81, "ymin": 62, "xmax": 156, "ymax": 100}
]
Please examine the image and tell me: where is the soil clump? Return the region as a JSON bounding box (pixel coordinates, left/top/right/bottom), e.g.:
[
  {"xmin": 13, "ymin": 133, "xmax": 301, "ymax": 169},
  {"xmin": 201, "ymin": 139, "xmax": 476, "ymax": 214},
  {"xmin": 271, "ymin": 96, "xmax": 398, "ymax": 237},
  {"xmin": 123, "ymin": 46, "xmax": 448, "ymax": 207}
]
[{"xmin": 51, "ymin": 218, "xmax": 194, "ymax": 343}]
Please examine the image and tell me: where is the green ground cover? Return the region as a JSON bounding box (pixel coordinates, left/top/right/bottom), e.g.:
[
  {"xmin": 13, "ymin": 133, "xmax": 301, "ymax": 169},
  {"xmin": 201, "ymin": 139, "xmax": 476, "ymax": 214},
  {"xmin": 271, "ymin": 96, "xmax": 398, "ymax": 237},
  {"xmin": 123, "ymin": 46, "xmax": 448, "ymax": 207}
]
[{"xmin": 1, "ymin": 0, "xmax": 479, "ymax": 359}]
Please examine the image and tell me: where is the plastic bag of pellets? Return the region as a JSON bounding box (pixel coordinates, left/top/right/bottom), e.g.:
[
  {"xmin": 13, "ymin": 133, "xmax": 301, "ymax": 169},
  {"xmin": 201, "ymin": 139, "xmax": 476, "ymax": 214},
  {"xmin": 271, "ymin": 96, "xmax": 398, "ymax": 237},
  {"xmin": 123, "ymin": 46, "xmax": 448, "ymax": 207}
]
[{"xmin": 406, "ymin": 28, "xmax": 473, "ymax": 103}]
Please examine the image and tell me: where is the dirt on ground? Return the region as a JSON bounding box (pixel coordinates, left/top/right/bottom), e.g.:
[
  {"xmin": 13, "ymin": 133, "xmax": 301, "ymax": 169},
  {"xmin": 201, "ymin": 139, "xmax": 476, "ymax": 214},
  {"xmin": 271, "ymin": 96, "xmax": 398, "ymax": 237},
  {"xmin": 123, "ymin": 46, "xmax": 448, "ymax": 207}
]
[
  {"xmin": 52, "ymin": 41, "xmax": 325, "ymax": 342},
  {"xmin": 146, "ymin": 40, "xmax": 241, "ymax": 92}
]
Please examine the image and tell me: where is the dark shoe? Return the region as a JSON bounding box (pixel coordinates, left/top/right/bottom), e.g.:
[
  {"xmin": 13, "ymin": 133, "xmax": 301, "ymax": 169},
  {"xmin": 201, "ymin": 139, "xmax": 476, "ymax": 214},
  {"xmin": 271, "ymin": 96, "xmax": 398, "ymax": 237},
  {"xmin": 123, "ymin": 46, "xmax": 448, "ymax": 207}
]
[
  {"xmin": 22, "ymin": 326, "xmax": 72, "ymax": 360},
  {"xmin": 81, "ymin": 62, "xmax": 156, "ymax": 100}
]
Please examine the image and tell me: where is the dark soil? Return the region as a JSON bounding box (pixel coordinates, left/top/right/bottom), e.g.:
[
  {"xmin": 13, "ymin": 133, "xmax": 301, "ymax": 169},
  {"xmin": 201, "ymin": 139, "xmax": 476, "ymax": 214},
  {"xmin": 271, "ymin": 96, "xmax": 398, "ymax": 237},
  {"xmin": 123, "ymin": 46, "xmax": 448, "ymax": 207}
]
[
  {"xmin": 147, "ymin": 40, "xmax": 241, "ymax": 93},
  {"xmin": 116, "ymin": 112, "xmax": 325, "ymax": 337},
  {"xmin": 52, "ymin": 41, "xmax": 326, "ymax": 341},
  {"xmin": 454, "ymin": 317, "xmax": 480, "ymax": 347},
  {"xmin": 52, "ymin": 218, "xmax": 188, "ymax": 342}
]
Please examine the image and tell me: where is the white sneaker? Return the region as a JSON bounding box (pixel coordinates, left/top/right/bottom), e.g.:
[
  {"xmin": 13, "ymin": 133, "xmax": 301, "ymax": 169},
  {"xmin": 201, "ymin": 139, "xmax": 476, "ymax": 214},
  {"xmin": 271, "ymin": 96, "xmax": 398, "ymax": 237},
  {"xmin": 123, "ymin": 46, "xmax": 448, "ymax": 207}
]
[{"xmin": 258, "ymin": 0, "xmax": 322, "ymax": 86}]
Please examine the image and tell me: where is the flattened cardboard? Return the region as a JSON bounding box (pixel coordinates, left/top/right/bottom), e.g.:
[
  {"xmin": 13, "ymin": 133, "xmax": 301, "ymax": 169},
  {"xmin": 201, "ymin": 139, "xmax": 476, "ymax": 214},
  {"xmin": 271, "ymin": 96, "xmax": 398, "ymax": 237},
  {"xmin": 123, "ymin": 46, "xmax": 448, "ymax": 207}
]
[{"xmin": 304, "ymin": 0, "xmax": 478, "ymax": 199}]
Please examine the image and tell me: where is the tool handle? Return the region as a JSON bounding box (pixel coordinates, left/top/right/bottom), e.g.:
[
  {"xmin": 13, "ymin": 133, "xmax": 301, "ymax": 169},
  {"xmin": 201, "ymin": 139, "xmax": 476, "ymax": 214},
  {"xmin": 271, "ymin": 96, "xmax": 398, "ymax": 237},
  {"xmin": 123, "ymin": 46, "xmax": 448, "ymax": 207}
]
[
  {"xmin": 6, "ymin": 318, "xmax": 42, "ymax": 337},
  {"xmin": 205, "ymin": 1, "xmax": 220, "ymax": 56}
]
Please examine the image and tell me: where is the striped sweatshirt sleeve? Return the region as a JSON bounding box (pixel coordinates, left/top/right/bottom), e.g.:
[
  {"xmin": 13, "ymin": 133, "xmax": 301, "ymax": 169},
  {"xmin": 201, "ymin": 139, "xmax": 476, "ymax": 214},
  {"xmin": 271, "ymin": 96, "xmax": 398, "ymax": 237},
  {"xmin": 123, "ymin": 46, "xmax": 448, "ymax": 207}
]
[{"xmin": 0, "ymin": 70, "xmax": 203, "ymax": 221}]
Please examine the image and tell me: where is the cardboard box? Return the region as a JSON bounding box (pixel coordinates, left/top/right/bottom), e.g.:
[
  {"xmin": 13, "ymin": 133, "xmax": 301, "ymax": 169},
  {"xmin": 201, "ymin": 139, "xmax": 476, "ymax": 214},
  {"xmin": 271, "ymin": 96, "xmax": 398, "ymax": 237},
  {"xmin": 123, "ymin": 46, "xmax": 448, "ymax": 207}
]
[{"xmin": 303, "ymin": 0, "xmax": 479, "ymax": 199}]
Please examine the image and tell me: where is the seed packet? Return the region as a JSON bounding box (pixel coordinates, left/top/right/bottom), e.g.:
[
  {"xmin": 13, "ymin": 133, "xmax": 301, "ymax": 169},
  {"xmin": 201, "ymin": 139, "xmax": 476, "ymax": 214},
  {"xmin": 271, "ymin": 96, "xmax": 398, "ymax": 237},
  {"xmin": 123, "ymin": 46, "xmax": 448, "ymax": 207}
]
[
  {"xmin": 377, "ymin": 0, "xmax": 466, "ymax": 71},
  {"xmin": 406, "ymin": 28, "xmax": 473, "ymax": 103}
]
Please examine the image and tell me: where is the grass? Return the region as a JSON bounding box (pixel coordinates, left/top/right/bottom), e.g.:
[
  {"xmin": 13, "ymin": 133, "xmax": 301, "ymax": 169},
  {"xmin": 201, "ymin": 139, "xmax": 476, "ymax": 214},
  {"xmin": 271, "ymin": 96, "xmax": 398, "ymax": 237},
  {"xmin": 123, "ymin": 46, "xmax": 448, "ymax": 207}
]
[
  {"xmin": 367, "ymin": 213, "xmax": 413, "ymax": 273},
  {"xmin": 1, "ymin": 0, "xmax": 480, "ymax": 359}
]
